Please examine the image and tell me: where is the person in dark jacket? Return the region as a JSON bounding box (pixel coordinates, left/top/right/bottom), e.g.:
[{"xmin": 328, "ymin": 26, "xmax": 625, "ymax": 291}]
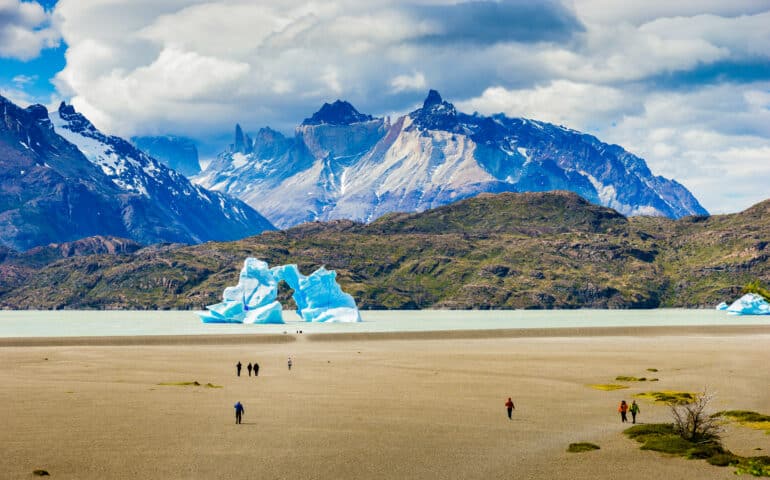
[
  {"xmin": 505, "ymin": 397, "xmax": 515, "ymax": 419},
  {"xmin": 234, "ymin": 401, "xmax": 245, "ymax": 424},
  {"xmin": 253, "ymin": 362, "xmax": 259, "ymax": 377},
  {"xmin": 236, "ymin": 361, "xmax": 242, "ymax": 377},
  {"xmin": 247, "ymin": 363, "xmax": 253, "ymax": 376}
]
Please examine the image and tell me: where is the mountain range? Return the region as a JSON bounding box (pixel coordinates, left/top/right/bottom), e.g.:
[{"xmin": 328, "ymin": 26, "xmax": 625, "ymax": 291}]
[
  {"xmin": 0, "ymin": 95, "xmax": 274, "ymax": 251},
  {"xmin": 195, "ymin": 90, "xmax": 707, "ymax": 229},
  {"xmin": 0, "ymin": 191, "xmax": 766, "ymax": 310}
]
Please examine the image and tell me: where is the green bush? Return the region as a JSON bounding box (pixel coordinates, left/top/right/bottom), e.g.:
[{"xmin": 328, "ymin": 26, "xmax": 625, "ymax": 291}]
[{"xmin": 567, "ymin": 442, "xmax": 600, "ymax": 453}]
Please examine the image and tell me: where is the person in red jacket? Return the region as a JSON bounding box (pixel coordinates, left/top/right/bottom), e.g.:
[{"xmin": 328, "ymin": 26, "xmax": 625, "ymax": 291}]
[
  {"xmin": 505, "ymin": 397, "xmax": 515, "ymax": 419},
  {"xmin": 618, "ymin": 400, "xmax": 629, "ymax": 423}
]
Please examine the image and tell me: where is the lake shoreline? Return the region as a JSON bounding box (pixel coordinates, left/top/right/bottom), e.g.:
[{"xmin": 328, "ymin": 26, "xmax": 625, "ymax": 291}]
[{"xmin": 2, "ymin": 323, "xmax": 768, "ymax": 347}]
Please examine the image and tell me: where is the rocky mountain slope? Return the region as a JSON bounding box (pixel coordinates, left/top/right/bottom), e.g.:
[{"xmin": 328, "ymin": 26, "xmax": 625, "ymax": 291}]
[
  {"xmin": 195, "ymin": 90, "xmax": 707, "ymax": 229},
  {"xmin": 0, "ymin": 95, "xmax": 274, "ymax": 251},
  {"xmin": 132, "ymin": 135, "xmax": 200, "ymax": 177},
  {"xmin": 0, "ymin": 191, "xmax": 764, "ymax": 310}
]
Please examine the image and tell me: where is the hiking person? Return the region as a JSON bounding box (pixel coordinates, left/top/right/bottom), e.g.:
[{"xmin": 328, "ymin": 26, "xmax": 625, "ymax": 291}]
[
  {"xmin": 505, "ymin": 397, "xmax": 515, "ymax": 419},
  {"xmin": 234, "ymin": 401, "xmax": 245, "ymax": 424},
  {"xmin": 288, "ymin": 356, "xmax": 293, "ymax": 371},
  {"xmin": 254, "ymin": 362, "xmax": 259, "ymax": 377},
  {"xmin": 247, "ymin": 363, "xmax": 253, "ymax": 377},
  {"xmin": 618, "ymin": 400, "xmax": 629, "ymax": 423},
  {"xmin": 629, "ymin": 400, "xmax": 640, "ymax": 424},
  {"xmin": 236, "ymin": 361, "xmax": 242, "ymax": 377}
]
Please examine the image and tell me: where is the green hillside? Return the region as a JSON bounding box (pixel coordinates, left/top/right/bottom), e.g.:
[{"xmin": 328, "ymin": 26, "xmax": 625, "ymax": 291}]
[{"xmin": 0, "ymin": 191, "xmax": 767, "ymax": 310}]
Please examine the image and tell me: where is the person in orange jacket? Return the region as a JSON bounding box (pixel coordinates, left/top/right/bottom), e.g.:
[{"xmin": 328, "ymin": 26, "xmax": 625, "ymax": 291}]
[
  {"xmin": 618, "ymin": 400, "xmax": 629, "ymax": 423},
  {"xmin": 505, "ymin": 397, "xmax": 515, "ymax": 419}
]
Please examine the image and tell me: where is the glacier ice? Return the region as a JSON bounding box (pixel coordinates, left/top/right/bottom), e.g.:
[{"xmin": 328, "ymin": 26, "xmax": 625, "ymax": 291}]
[
  {"xmin": 715, "ymin": 301, "xmax": 728, "ymax": 311},
  {"xmin": 198, "ymin": 258, "xmax": 361, "ymax": 324},
  {"xmin": 723, "ymin": 293, "xmax": 770, "ymax": 315}
]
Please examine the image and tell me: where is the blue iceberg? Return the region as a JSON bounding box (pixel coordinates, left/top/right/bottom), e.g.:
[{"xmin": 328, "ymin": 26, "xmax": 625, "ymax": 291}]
[
  {"xmin": 724, "ymin": 293, "xmax": 770, "ymax": 315},
  {"xmin": 198, "ymin": 258, "xmax": 361, "ymax": 324}
]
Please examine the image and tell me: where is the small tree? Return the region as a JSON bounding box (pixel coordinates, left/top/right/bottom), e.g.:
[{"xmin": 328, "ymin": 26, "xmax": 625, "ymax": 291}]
[
  {"xmin": 669, "ymin": 389, "xmax": 723, "ymax": 442},
  {"xmin": 742, "ymin": 280, "xmax": 770, "ymax": 302}
]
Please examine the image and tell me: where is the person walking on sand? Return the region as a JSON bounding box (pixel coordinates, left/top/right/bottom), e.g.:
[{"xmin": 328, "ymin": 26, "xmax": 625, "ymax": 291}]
[
  {"xmin": 236, "ymin": 361, "xmax": 242, "ymax": 377},
  {"xmin": 618, "ymin": 400, "xmax": 629, "ymax": 423},
  {"xmin": 505, "ymin": 397, "xmax": 515, "ymax": 420},
  {"xmin": 629, "ymin": 400, "xmax": 640, "ymax": 424},
  {"xmin": 287, "ymin": 356, "xmax": 293, "ymax": 371},
  {"xmin": 247, "ymin": 363, "xmax": 252, "ymax": 377},
  {"xmin": 254, "ymin": 362, "xmax": 259, "ymax": 377},
  {"xmin": 234, "ymin": 401, "xmax": 245, "ymax": 424}
]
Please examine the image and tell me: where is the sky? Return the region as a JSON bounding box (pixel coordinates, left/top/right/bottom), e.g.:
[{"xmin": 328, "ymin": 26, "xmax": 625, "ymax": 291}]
[{"xmin": 0, "ymin": 0, "xmax": 769, "ymax": 214}]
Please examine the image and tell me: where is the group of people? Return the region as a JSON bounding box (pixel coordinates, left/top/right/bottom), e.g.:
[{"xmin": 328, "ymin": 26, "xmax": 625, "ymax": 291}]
[
  {"xmin": 235, "ymin": 361, "xmax": 260, "ymax": 377},
  {"xmin": 500, "ymin": 397, "xmax": 641, "ymax": 424},
  {"xmin": 618, "ymin": 400, "xmax": 641, "ymax": 423},
  {"xmin": 233, "ymin": 356, "xmax": 294, "ymax": 424}
]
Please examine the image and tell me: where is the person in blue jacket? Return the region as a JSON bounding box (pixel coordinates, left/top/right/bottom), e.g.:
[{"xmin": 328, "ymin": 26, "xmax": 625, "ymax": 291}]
[{"xmin": 234, "ymin": 401, "xmax": 245, "ymax": 424}]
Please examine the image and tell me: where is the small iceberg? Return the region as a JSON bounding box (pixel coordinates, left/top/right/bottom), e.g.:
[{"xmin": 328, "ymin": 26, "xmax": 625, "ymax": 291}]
[
  {"xmin": 723, "ymin": 293, "xmax": 770, "ymax": 315},
  {"xmin": 198, "ymin": 258, "xmax": 361, "ymax": 324},
  {"xmin": 715, "ymin": 301, "xmax": 728, "ymax": 311}
]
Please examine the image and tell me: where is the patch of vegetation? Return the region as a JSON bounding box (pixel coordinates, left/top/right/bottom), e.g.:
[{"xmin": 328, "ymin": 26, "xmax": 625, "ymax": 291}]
[
  {"xmin": 719, "ymin": 411, "xmax": 770, "ymax": 433},
  {"xmin": 205, "ymin": 383, "xmax": 222, "ymax": 388},
  {"xmin": 625, "ymin": 424, "xmax": 770, "ymax": 476},
  {"xmin": 734, "ymin": 458, "xmax": 770, "ymax": 477},
  {"xmin": 616, "ymin": 376, "xmax": 647, "ymax": 382},
  {"xmin": 567, "ymin": 442, "xmax": 600, "ymax": 453},
  {"xmin": 646, "ymin": 368, "xmax": 659, "ymax": 372},
  {"xmin": 743, "ymin": 280, "xmax": 770, "ymax": 302},
  {"xmin": 634, "ymin": 391, "xmax": 696, "ymax": 405},
  {"xmin": 589, "ymin": 384, "xmax": 629, "ymax": 391},
  {"xmin": 158, "ymin": 381, "xmax": 201, "ymax": 386},
  {"xmin": 33, "ymin": 470, "xmax": 50, "ymax": 476}
]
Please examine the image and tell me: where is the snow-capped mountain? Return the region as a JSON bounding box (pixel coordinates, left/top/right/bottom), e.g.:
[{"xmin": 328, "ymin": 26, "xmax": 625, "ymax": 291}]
[
  {"xmin": 196, "ymin": 90, "xmax": 707, "ymax": 229},
  {"xmin": 132, "ymin": 135, "xmax": 200, "ymax": 177},
  {"xmin": 0, "ymin": 94, "xmax": 273, "ymax": 251}
]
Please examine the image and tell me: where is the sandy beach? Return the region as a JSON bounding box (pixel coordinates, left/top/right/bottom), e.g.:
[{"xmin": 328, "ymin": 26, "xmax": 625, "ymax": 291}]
[{"xmin": 1, "ymin": 325, "xmax": 769, "ymax": 479}]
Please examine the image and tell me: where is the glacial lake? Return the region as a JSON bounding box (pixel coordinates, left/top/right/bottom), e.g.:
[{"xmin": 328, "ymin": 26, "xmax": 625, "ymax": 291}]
[{"xmin": 0, "ymin": 309, "xmax": 769, "ymax": 338}]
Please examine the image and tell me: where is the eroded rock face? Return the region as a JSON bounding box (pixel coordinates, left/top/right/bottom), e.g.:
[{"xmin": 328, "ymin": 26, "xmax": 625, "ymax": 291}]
[
  {"xmin": 198, "ymin": 258, "xmax": 361, "ymax": 324},
  {"xmin": 196, "ymin": 90, "xmax": 707, "ymax": 229}
]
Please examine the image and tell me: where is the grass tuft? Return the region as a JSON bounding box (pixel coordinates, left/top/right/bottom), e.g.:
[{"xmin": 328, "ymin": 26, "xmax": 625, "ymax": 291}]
[
  {"xmin": 33, "ymin": 470, "xmax": 49, "ymax": 476},
  {"xmin": 567, "ymin": 442, "xmax": 600, "ymax": 453},
  {"xmin": 158, "ymin": 381, "xmax": 203, "ymax": 387},
  {"xmin": 718, "ymin": 410, "xmax": 770, "ymax": 434},
  {"xmin": 589, "ymin": 384, "xmax": 629, "ymax": 391},
  {"xmin": 615, "ymin": 376, "xmax": 647, "ymax": 382},
  {"xmin": 646, "ymin": 368, "xmax": 659, "ymax": 372},
  {"xmin": 634, "ymin": 391, "xmax": 696, "ymax": 404}
]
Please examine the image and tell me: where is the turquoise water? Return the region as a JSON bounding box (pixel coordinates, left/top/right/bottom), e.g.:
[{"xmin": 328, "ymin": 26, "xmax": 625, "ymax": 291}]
[{"xmin": 0, "ymin": 309, "xmax": 768, "ymax": 338}]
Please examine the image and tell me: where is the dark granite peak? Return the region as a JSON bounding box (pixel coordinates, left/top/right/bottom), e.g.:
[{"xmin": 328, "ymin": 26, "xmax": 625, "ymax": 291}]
[{"xmin": 302, "ymin": 100, "xmax": 373, "ymax": 126}]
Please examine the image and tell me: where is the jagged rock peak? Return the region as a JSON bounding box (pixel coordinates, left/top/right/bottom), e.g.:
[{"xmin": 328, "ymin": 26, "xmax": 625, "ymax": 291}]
[
  {"xmin": 302, "ymin": 100, "xmax": 374, "ymax": 126},
  {"xmin": 58, "ymin": 101, "xmax": 76, "ymax": 116},
  {"xmin": 423, "ymin": 89, "xmax": 443, "ymax": 109},
  {"xmin": 410, "ymin": 89, "xmax": 458, "ymax": 131}
]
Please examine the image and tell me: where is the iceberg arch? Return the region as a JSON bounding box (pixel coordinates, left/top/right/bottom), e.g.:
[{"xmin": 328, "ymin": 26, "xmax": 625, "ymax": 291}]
[{"xmin": 198, "ymin": 258, "xmax": 361, "ymax": 324}]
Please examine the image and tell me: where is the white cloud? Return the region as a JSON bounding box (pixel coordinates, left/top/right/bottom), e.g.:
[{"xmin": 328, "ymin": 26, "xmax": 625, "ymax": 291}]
[
  {"xmin": 0, "ymin": 0, "xmax": 59, "ymax": 60},
  {"xmin": 458, "ymin": 80, "xmax": 638, "ymax": 130},
  {"xmin": 600, "ymin": 82, "xmax": 770, "ymax": 214},
  {"xmin": 571, "ymin": 0, "xmax": 770, "ymax": 25},
  {"xmin": 390, "ymin": 72, "xmax": 427, "ymax": 93},
  {"xmin": 47, "ymin": 0, "xmax": 770, "ymax": 213}
]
